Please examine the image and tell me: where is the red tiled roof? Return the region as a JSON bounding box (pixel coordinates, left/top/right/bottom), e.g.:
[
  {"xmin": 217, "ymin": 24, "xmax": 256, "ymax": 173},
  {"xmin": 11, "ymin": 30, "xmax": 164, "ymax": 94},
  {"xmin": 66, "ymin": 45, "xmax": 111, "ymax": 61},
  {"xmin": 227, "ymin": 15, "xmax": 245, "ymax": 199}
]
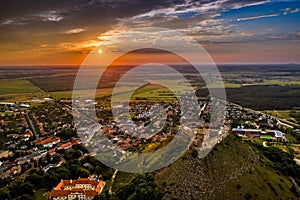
[
  {"xmin": 36, "ymin": 137, "xmax": 60, "ymax": 145},
  {"xmin": 71, "ymin": 138, "xmax": 81, "ymax": 144},
  {"xmin": 48, "ymin": 149, "xmax": 55, "ymax": 154},
  {"xmin": 49, "ymin": 178, "xmax": 105, "ymax": 199},
  {"xmin": 61, "ymin": 142, "xmax": 72, "ymax": 148},
  {"xmin": 49, "ymin": 190, "xmax": 69, "ymax": 197},
  {"xmin": 84, "ymin": 190, "xmax": 98, "ymax": 196}
]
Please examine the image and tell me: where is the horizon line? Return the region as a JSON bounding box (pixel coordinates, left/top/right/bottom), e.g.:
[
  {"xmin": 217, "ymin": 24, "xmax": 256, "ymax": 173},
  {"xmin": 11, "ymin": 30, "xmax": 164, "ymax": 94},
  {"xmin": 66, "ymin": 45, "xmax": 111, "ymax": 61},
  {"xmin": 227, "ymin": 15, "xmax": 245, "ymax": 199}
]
[{"xmin": 0, "ymin": 63, "xmax": 300, "ymax": 67}]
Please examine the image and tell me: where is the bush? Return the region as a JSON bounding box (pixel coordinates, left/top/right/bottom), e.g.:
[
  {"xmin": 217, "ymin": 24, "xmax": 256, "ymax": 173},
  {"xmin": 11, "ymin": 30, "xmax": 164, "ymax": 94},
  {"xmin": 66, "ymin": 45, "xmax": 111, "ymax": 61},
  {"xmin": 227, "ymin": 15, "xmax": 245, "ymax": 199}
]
[
  {"xmin": 244, "ymin": 192, "xmax": 252, "ymax": 200},
  {"xmin": 191, "ymin": 149, "xmax": 198, "ymax": 158}
]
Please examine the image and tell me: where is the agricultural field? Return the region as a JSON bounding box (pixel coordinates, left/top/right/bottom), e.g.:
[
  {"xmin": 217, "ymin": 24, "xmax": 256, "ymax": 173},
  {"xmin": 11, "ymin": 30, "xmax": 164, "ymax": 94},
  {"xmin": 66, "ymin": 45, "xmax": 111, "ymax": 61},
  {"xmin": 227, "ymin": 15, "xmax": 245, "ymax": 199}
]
[
  {"xmin": 265, "ymin": 110, "xmax": 300, "ymax": 124},
  {"xmin": 115, "ymin": 85, "xmax": 181, "ymax": 102},
  {"xmin": 0, "ymin": 79, "xmax": 41, "ymax": 95},
  {"xmin": 203, "ymin": 82, "xmax": 241, "ymax": 88},
  {"xmin": 208, "ymin": 84, "xmax": 300, "ymax": 110},
  {"xmin": 50, "ymin": 88, "xmax": 114, "ymax": 99},
  {"xmin": 0, "ymin": 65, "xmax": 299, "ymax": 109},
  {"xmin": 251, "ymin": 79, "xmax": 300, "ymax": 86},
  {"xmin": 0, "ymin": 79, "xmax": 46, "ymax": 102}
]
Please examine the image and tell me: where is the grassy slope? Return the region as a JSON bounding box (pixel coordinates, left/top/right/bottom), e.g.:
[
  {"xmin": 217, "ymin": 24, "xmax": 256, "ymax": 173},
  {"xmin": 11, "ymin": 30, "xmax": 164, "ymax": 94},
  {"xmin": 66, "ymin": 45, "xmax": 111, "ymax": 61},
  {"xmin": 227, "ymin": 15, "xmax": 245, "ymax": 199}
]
[{"xmin": 155, "ymin": 134, "xmax": 299, "ymax": 200}]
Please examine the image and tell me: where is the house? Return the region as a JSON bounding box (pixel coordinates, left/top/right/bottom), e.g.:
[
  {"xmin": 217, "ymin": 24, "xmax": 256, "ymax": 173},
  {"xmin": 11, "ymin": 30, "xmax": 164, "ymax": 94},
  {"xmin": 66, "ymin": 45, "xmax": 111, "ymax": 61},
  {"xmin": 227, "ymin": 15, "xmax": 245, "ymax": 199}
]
[
  {"xmin": 17, "ymin": 150, "xmax": 47, "ymax": 164},
  {"xmin": 232, "ymin": 128, "xmax": 261, "ymax": 138},
  {"xmin": 23, "ymin": 129, "xmax": 33, "ymax": 138},
  {"xmin": 8, "ymin": 165, "xmax": 21, "ymax": 175},
  {"xmin": 48, "ymin": 149, "xmax": 56, "ymax": 155},
  {"xmin": 49, "ymin": 178, "xmax": 105, "ymax": 200},
  {"xmin": 35, "ymin": 137, "xmax": 61, "ymax": 148},
  {"xmin": 265, "ymin": 130, "xmax": 286, "ymax": 142},
  {"xmin": 20, "ymin": 145, "xmax": 28, "ymax": 150},
  {"xmin": 58, "ymin": 142, "xmax": 73, "ymax": 150},
  {"xmin": 0, "ymin": 151, "xmax": 12, "ymax": 159},
  {"xmin": 232, "ymin": 128, "xmax": 286, "ymax": 142},
  {"xmin": 71, "ymin": 138, "xmax": 81, "ymax": 145},
  {"xmin": 43, "ymin": 164, "xmax": 54, "ymax": 172}
]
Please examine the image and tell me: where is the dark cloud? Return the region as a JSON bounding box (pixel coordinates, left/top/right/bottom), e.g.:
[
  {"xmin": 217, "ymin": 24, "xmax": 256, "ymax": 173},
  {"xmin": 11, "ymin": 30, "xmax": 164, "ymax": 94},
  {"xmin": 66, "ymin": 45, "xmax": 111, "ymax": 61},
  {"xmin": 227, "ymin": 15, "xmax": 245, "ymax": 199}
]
[
  {"xmin": 130, "ymin": 48, "xmax": 172, "ymax": 54},
  {"xmin": 0, "ymin": 0, "xmax": 281, "ymax": 60},
  {"xmin": 0, "ymin": 0, "xmax": 183, "ymax": 35},
  {"xmin": 0, "ymin": 0, "xmax": 179, "ymax": 22},
  {"xmin": 0, "ymin": 0, "xmax": 269, "ymax": 51},
  {"xmin": 117, "ymin": 0, "xmax": 269, "ymax": 31},
  {"xmin": 0, "ymin": 0, "xmax": 268, "ymax": 27},
  {"xmin": 0, "ymin": 0, "xmax": 185, "ymax": 51}
]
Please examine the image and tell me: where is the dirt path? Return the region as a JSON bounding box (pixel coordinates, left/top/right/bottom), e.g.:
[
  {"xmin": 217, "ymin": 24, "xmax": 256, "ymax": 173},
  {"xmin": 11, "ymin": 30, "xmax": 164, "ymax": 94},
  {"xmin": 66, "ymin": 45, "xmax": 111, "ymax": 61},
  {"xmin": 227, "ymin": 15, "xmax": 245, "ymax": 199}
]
[
  {"xmin": 289, "ymin": 176, "xmax": 300, "ymax": 192},
  {"xmin": 109, "ymin": 169, "xmax": 119, "ymax": 195}
]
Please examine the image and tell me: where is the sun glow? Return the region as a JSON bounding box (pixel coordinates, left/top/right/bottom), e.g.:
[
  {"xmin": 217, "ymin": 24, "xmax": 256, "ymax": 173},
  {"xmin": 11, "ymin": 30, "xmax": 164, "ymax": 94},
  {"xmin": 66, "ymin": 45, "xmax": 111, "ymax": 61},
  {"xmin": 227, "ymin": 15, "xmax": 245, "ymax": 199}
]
[{"xmin": 97, "ymin": 49, "xmax": 103, "ymax": 54}]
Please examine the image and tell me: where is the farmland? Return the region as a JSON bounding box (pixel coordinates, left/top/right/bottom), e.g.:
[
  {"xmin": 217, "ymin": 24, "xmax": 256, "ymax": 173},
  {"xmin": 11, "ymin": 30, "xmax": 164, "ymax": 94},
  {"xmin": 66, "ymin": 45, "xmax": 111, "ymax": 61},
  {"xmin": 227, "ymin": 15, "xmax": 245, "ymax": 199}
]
[
  {"xmin": 0, "ymin": 64, "xmax": 299, "ymax": 110},
  {"xmin": 0, "ymin": 79, "xmax": 41, "ymax": 95}
]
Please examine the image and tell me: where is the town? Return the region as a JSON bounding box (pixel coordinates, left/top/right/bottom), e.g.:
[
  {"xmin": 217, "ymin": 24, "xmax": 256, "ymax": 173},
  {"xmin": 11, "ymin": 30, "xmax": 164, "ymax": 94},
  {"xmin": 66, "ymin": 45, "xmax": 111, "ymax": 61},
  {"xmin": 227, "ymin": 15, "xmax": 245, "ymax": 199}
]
[{"xmin": 0, "ymin": 95, "xmax": 299, "ymax": 199}]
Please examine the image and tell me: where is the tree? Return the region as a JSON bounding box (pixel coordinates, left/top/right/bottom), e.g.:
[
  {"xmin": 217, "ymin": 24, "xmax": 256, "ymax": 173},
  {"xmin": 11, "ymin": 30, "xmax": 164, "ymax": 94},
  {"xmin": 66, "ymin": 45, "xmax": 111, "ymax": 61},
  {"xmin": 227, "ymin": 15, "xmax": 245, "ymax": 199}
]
[
  {"xmin": 114, "ymin": 173, "xmax": 162, "ymax": 200},
  {"xmin": 20, "ymin": 183, "xmax": 34, "ymax": 196},
  {"xmin": 0, "ymin": 187, "xmax": 11, "ymax": 200},
  {"xmin": 34, "ymin": 160, "xmax": 38, "ymax": 168},
  {"xmin": 191, "ymin": 149, "xmax": 198, "ymax": 158},
  {"xmin": 244, "ymin": 192, "xmax": 252, "ymax": 200},
  {"xmin": 21, "ymin": 165, "xmax": 27, "ymax": 174},
  {"xmin": 8, "ymin": 182, "xmax": 33, "ymax": 198},
  {"xmin": 55, "ymin": 167, "xmax": 71, "ymax": 180},
  {"xmin": 26, "ymin": 173, "xmax": 43, "ymax": 188},
  {"xmin": 43, "ymin": 172, "xmax": 60, "ymax": 190},
  {"xmin": 78, "ymin": 168, "xmax": 90, "ymax": 178},
  {"xmin": 46, "ymin": 153, "xmax": 51, "ymax": 163},
  {"xmin": 94, "ymin": 166, "xmax": 102, "ymax": 175},
  {"xmin": 16, "ymin": 194, "xmax": 31, "ymax": 200}
]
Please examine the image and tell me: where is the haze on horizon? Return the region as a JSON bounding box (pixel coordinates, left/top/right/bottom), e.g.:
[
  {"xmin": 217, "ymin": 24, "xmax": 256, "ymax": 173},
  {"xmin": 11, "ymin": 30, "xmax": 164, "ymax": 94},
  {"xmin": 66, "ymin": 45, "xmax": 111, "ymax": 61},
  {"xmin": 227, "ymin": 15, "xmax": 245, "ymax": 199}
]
[{"xmin": 0, "ymin": 0, "xmax": 300, "ymax": 66}]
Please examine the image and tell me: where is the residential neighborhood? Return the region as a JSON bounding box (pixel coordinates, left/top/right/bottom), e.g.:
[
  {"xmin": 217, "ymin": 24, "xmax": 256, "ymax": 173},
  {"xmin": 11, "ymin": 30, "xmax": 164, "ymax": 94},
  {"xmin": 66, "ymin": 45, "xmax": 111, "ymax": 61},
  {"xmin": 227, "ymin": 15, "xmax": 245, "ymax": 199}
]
[{"xmin": 0, "ymin": 96, "xmax": 299, "ymax": 199}]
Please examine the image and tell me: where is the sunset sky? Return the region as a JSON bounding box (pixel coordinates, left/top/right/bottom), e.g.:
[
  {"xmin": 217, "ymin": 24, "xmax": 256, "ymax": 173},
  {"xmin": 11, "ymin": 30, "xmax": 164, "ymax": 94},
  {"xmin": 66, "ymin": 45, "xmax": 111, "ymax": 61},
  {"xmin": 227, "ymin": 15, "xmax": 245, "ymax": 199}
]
[{"xmin": 0, "ymin": 0, "xmax": 300, "ymax": 66}]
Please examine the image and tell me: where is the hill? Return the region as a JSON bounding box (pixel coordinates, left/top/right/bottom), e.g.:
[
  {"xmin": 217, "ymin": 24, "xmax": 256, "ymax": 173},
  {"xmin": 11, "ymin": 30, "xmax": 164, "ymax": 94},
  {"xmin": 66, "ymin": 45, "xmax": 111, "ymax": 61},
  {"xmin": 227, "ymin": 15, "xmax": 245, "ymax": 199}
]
[{"xmin": 155, "ymin": 134, "xmax": 300, "ymax": 200}]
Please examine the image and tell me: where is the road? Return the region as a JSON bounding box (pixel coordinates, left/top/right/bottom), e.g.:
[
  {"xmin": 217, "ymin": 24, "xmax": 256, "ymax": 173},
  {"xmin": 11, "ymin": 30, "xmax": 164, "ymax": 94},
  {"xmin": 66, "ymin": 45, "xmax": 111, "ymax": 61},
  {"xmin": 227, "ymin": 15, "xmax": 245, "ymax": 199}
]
[{"xmin": 25, "ymin": 111, "xmax": 39, "ymax": 139}]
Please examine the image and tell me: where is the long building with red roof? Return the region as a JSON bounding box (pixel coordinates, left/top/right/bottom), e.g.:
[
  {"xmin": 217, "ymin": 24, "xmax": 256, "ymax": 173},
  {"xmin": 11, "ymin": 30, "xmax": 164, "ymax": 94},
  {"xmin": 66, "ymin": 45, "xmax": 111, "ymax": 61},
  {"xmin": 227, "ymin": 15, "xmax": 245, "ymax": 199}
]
[
  {"xmin": 35, "ymin": 137, "xmax": 61, "ymax": 148},
  {"xmin": 49, "ymin": 178, "xmax": 105, "ymax": 200}
]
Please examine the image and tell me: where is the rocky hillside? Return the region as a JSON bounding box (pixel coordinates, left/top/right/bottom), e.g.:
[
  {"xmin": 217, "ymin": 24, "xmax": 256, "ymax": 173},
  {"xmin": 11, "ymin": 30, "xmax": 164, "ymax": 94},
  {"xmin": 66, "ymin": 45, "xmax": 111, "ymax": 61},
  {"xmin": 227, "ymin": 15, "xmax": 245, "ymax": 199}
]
[{"xmin": 156, "ymin": 134, "xmax": 299, "ymax": 200}]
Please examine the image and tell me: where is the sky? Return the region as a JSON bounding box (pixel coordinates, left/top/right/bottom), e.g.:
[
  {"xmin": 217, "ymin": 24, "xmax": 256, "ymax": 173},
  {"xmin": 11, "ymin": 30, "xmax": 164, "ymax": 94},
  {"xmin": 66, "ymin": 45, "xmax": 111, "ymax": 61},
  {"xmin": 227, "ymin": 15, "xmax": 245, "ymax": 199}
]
[{"xmin": 0, "ymin": 0, "xmax": 300, "ymax": 65}]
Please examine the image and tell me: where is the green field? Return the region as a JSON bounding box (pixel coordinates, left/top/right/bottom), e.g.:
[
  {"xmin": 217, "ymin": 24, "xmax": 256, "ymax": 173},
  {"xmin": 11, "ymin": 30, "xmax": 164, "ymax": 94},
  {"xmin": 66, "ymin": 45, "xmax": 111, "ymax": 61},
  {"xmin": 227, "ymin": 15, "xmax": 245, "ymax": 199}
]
[
  {"xmin": 203, "ymin": 79, "xmax": 300, "ymax": 89},
  {"xmin": 265, "ymin": 110, "xmax": 300, "ymax": 123},
  {"xmin": 253, "ymin": 79, "xmax": 300, "ymax": 86},
  {"xmin": 0, "ymin": 79, "xmax": 41, "ymax": 95},
  {"xmin": 203, "ymin": 82, "xmax": 241, "ymax": 88},
  {"xmin": 50, "ymin": 87, "xmax": 137, "ymax": 99},
  {"xmin": 115, "ymin": 87, "xmax": 180, "ymax": 102}
]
